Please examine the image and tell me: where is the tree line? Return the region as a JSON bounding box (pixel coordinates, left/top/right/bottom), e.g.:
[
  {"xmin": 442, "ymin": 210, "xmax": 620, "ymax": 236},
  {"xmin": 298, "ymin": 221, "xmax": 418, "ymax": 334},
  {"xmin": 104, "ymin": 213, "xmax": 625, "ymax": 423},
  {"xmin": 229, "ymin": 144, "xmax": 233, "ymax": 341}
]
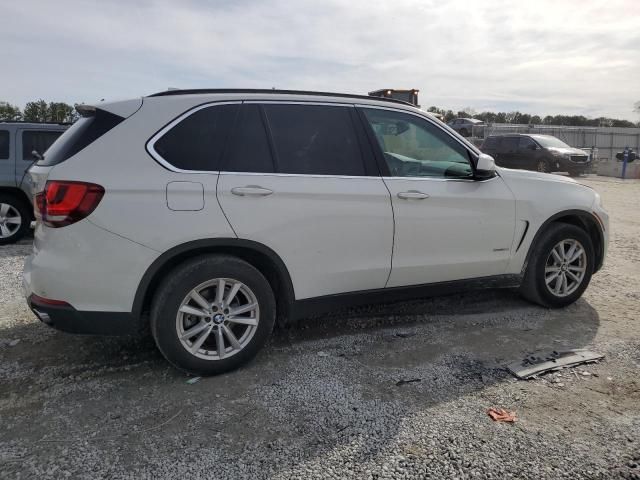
[
  {"xmin": 0, "ymin": 100, "xmax": 78, "ymax": 123},
  {"xmin": 427, "ymin": 105, "xmax": 640, "ymax": 128},
  {"xmin": 1, "ymin": 98, "xmax": 639, "ymax": 128}
]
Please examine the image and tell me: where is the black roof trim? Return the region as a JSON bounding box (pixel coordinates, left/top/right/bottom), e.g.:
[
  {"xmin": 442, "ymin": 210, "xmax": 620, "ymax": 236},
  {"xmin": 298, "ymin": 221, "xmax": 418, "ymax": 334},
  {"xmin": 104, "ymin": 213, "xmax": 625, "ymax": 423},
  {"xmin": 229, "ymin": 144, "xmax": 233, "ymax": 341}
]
[
  {"xmin": 147, "ymin": 88, "xmax": 416, "ymax": 107},
  {"xmin": 0, "ymin": 120, "xmax": 71, "ymax": 126}
]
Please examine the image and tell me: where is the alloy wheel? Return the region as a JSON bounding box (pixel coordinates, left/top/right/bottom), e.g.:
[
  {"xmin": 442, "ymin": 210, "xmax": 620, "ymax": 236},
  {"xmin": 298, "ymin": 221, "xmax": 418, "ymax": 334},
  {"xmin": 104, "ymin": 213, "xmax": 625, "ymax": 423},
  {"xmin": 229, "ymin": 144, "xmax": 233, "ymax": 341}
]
[
  {"xmin": 536, "ymin": 160, "xmax": 548, "ymax": 173},
  {"xmin": 0, "ymin": 203, "xmax": 22, "ymax": 239},
  {"xmin": 544, "ymin": 239, "xmax": 587, "ymax": 297},
  {"xmin": 175, "ymin": 278, "xmax": 260, "ymax": 360}
]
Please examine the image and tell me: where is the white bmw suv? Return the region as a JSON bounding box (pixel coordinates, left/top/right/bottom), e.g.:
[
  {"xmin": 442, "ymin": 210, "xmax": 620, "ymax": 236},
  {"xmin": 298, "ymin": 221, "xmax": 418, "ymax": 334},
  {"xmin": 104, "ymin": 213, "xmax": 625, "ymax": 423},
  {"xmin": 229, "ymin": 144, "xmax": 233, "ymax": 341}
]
[{"xmin": 23, "ymin": 89, "xmax": 609, "ymax": 375}]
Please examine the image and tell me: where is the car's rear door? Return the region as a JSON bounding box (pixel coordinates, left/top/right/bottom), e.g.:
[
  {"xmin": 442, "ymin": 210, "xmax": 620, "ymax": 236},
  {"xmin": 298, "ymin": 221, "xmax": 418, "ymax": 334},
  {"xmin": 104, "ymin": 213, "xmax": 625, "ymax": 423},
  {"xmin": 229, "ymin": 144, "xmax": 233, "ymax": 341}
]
[
  {"xmin": 217, "ymin": 102, "xmax": 393, "ymax": 300},
  {"xmin": 358, "ymin": 106, "xmax": 515, "ymax": 287},
  {"xmin": 0, "ymin": 128, "xmax": 12, "ymax": 186},
  {"xmin": 499, "ymin": 136, "xmax": 521, "ymax": 168}
]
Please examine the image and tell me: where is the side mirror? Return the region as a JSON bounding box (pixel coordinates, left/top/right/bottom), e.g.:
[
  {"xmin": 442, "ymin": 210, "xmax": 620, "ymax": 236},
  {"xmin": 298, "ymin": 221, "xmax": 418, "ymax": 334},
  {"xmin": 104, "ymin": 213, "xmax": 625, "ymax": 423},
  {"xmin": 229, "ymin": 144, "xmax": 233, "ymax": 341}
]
[
  {"xmin": 475, "ymin": 153, "xmax": 496, "ymax": 178},
  {"xmin": 31, "ymin": 149, "xmax": 43, "ymax": 160},
  {"xmin": 527, "ymin": 144, "xmax": 537, "ymax": 150}
]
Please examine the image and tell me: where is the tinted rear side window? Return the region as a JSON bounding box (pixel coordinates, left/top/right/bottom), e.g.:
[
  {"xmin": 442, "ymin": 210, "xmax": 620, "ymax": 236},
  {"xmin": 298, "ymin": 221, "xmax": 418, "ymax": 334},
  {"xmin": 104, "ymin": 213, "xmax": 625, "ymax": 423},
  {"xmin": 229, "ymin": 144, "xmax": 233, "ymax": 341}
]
[
  {"xmin": 40, "ymin": 109, "xmax": 124, "ymax": 166},
  {"xmin": 502, "ymin": 137, "xmax": 519, "ymax": 152},
  {"xmin": 222, "ymin": 104, "xmax": 274, "ymax": 173},
  {"xmin": 264, "ymin": 104, "xmax": 365, "ymax": 176},
  {"xmin": 482, "ymin": 137, "xmax": 499, "ymax": 150},
  {"xmin": 153, "ymin": 104, "xmax": 239, "ymax": 171},
  {"xmin": 22, "ymin": 130, "xmax": 63, "ymax": 160},
  {"xmin": 0, "ymin": 131, "xmax": 8, "ymax": 159}
]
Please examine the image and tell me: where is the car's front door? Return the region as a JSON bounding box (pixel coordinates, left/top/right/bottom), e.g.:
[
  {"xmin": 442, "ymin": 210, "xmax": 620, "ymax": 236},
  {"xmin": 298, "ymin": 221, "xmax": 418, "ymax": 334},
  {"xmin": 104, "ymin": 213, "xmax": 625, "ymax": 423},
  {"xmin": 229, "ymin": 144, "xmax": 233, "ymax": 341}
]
[
  {"xmin": 359, "ymin": 106, "xmax": 516, "ymax": 287},
  {"xmin": 217, "ymin": 103, "xmax": 394, "ymax": 300}
]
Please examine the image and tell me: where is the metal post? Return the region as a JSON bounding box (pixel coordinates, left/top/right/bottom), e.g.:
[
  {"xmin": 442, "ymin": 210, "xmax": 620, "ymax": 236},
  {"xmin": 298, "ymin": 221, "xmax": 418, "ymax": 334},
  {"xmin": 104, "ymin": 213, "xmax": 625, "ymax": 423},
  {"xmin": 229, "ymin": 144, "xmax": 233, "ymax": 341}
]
[{"xmin": 621, "ymin": 146, "xmax": 629, "ymax": 179}]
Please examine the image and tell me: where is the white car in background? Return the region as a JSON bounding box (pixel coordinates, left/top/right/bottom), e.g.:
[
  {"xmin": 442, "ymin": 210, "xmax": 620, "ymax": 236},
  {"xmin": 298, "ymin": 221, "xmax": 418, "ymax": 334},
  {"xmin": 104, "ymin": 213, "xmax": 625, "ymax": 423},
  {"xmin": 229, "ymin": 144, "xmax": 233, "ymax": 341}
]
[{"xmin": 23, "ymin": 89, "xmax": 608, "ymax": 375}]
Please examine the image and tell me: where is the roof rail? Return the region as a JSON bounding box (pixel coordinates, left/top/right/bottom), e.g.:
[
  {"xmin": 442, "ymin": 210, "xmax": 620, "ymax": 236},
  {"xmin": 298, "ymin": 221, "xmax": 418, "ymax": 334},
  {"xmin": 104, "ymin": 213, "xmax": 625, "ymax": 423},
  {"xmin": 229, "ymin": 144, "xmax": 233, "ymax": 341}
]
[
  {"xmin": 0, "ymin": 120, "xmax": 71, "ymax": 126},
  {"xmin": 147, "ymin": 88, "xmax": 417, "ymax": 107}
]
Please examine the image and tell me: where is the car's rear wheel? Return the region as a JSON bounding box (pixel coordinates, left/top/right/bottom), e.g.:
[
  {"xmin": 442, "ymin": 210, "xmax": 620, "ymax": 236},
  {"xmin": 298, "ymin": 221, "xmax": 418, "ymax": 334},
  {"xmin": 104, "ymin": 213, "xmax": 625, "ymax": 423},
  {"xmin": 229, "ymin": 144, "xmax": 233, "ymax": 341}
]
[
  {"xmin": 0, "ymin": 194, "xmax": 31, "ymax": 245},
  {"xmin": 150, "ymin": 255, "xmax": 276, "ymax": 375},
  {"xmin": 520, "ymin": 223, "xmax": 594, "ymax": 308}
]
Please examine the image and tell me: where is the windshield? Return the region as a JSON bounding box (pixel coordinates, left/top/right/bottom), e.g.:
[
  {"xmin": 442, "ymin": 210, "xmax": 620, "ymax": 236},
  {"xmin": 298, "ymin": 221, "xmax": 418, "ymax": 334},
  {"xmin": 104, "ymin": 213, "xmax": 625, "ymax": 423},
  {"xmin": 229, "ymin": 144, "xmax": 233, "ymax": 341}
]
[{"xmin": 531, "ymin": 135, "xmax": 571, "ymax": 149}]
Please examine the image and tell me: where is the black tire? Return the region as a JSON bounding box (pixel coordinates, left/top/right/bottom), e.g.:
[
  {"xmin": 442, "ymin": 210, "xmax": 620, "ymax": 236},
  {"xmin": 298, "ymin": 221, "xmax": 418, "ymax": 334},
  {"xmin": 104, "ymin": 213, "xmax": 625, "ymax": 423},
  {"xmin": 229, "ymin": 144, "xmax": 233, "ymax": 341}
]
[
  {"xmin": 520, "ymin": 223, "xmax": 594, "ymax": 308},
  {"xmin": 150, "ymin": 255, "xmax": 276, "ymax": 375},
  {"xmin": 535, "ymin": 159, "xmax": 549, "ymax": 173},
  {"xmin": 0, "ymin": 193, "xmax": 31, "ymax": 245},
  {"xmin": 568, "ymin": 170, "xmax": 583, "ymax": 177}
]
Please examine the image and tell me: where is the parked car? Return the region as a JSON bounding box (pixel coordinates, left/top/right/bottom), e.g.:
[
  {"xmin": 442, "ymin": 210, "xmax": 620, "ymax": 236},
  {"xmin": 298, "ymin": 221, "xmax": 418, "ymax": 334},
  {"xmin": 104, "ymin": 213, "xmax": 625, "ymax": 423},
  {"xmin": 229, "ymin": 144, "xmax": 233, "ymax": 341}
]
[
  {"xmin": 23, "ymin": 89, "xmax": 608, "ymax": 376},
  {"xmin": 481, "ymin": 134, "xmax": 592, "ymax": 176},
  {"xmin": 447, "ymin": 117, "xmax": 484, "ymax": 137},
  {"xmin": 0, "ymin": 122, "xmax": 68, "ymax": 244}
]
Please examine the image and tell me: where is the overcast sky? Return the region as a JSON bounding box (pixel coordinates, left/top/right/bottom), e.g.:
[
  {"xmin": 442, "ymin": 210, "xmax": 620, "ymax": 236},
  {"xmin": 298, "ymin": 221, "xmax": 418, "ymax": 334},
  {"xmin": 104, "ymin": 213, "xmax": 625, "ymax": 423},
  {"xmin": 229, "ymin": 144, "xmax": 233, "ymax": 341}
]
[{"xmin": 1, "ymin": 0, "xmax": 639, "ymax": 120}]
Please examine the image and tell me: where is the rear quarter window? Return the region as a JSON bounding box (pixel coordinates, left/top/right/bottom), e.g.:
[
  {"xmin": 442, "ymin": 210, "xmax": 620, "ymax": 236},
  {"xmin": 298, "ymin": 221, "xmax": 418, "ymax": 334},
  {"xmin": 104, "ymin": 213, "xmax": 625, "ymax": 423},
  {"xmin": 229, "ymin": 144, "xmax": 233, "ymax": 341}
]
[{"xmin": 152, "ymin": 104, "xmax": 239, "ymax": 171}]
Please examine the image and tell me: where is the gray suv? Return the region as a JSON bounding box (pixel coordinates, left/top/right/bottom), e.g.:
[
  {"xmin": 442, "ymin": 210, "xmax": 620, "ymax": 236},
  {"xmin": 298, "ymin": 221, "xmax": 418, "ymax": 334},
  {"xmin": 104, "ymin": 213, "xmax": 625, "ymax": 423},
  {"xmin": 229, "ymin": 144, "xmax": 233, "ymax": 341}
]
[{"xmin": 0, "ymin": 122, "xmax": 67, "ymax": 243}]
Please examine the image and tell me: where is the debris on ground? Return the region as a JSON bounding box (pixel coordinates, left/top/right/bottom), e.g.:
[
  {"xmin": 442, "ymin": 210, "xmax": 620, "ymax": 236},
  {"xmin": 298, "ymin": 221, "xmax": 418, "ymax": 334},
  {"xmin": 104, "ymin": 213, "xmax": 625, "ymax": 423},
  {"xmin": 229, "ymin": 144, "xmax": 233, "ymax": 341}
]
[
  {"xmin": 8, "ymin": 339, "xmax": 20, "ymax": 347},
  {"xmin": 186, "ymin": 376, "xmax": 201, "ymax": 385},
  {"xmin": 507, "ymin": 349, "xmax": 604, "ymax": 379},
  {"xmin": 317, "ymin": 351, "xmax": 330, "ymax": 357},
  {"xmin": 396, "ymin": 378, "xmax": 421, "ymax": 386},
  {"xmin": 487, "ymin": 407, "xmax": 517, "ymax": 422}
]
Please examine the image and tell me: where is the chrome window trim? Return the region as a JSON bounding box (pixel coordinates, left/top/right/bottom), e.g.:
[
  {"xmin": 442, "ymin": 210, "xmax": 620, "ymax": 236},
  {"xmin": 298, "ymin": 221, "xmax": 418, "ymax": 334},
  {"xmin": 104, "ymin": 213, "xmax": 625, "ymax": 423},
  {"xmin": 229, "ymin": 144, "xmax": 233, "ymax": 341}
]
[
  {"xmin": 218, "ymin": 171, "xmax": 381, "ymax": 180},
  {"xmin": 381, "ymin": 175, "xmax": 498, "ymax": 184},
  {"xmin": 147, "ymin": 100, "xmax": 358, "ymax": 174},
  {"xmin": 146, "ymin": 99, "xmax": 489, "ymax": 181}
]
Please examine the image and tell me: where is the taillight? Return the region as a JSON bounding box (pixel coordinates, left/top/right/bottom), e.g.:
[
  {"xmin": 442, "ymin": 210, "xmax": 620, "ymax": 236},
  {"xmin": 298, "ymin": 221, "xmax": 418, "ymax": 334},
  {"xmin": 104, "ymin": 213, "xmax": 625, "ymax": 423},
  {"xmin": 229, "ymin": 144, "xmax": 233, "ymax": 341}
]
[
  {"xmin": 35, "ymin": 181, "xmax": 104, "ymax": 227},
  {"xmin": 30, "ymin": 294, "xmax": 71, "ymax": 307}
]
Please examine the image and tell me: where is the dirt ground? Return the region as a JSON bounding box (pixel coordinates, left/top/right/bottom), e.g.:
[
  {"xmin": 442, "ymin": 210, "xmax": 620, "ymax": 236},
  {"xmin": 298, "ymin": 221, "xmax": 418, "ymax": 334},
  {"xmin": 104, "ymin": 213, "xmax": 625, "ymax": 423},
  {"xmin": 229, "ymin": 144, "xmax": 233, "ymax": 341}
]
[{"xmin": 1, "ymin": 176, "xmax": 639, "ymax": 479}]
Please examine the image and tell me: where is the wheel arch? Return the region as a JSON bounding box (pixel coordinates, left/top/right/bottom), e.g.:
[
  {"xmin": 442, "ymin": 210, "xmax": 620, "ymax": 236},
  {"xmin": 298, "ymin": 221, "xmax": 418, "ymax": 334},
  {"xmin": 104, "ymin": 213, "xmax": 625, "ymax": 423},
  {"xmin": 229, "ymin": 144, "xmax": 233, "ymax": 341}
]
[
  {"xmin": 523, "ymin": 209, "xmax": 605, "ymax": 274},
  {"xmin": 133, "ymin": 239, "xmax": 296, "ymax": 326}
]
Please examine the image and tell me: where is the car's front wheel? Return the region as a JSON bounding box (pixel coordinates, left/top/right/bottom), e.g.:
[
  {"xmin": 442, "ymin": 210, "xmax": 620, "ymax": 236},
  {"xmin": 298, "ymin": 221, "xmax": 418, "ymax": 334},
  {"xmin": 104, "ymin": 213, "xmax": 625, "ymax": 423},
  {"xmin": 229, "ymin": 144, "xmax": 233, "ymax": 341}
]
[
  {"xmin": 536, "ymin": 159, "xmax": 549, "ymax": 173},
  {"xmin": 150, "ymin": 255, "xmax": 276, "ymax": 375},
  {"xmin": 520, "ymin": 223, "xmax": 594, "ymax": 308},
  {"xmin": 0, "ymin": 194, "xmax": 31, "ymax": 245}
]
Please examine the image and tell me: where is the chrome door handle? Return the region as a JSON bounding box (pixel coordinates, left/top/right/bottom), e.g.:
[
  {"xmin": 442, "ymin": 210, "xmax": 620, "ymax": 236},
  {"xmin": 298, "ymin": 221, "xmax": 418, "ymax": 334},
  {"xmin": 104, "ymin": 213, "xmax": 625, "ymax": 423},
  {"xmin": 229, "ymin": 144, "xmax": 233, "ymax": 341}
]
[
  {"xmin": 231, "ymin": 186, "xmax": 274, "ymax": 197},
  {"xmin": 397, "ymin": 191, "xmax": 429, "ymax": 200}
]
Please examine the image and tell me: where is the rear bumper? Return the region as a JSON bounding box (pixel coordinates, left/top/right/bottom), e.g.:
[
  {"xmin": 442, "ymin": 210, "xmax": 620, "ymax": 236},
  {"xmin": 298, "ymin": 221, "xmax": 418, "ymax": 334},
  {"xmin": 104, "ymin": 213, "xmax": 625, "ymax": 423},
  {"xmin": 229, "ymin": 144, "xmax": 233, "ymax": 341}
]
[{"xmin": 27, "ymin": 294, "xmax": 139, "ymax": 335}]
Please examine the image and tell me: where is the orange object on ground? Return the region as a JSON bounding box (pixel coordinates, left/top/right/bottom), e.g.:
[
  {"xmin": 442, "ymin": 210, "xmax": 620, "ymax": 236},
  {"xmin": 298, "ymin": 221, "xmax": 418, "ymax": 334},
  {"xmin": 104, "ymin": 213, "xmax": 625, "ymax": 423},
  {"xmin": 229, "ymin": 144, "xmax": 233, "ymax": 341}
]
[{"xmin": 487, "ymin": 407, "xmax": 517, "ymax": 422}]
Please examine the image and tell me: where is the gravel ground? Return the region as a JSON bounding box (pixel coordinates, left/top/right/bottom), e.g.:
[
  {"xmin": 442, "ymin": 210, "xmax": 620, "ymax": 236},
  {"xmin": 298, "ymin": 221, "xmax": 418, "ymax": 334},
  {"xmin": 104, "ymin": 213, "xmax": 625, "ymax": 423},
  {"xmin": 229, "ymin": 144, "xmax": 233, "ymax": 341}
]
[{"xmin": 1, "ymin": 175, "xmax": 639, "ymax": 479}]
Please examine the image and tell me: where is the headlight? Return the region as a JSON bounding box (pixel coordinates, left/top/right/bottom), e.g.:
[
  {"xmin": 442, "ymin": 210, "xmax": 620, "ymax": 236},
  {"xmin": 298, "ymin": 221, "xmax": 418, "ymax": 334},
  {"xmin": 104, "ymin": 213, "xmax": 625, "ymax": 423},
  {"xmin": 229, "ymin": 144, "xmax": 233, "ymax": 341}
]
[{"xmin": 550, "ymin": 150, "xmax": 567, "ymax": 157}]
